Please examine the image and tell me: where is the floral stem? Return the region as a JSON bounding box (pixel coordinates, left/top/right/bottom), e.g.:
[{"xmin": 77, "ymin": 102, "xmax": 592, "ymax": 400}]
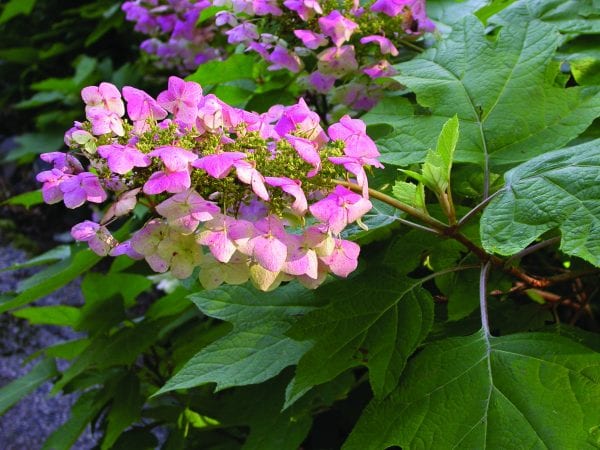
[
  {"xmin": 335, "ymin": 180, "xmax": 447, "ymax": 231},
  {"xmin": 457, "ymin": 189, "xmax": 502, "ymax": 227},
  {"xmin": 480, "ymin": 261, "xmax": 492, "ymax": 337}
]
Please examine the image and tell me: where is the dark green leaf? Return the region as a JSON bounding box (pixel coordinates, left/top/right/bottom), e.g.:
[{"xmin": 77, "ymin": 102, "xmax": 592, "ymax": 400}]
[
  {"xmin": 368, "ymin": 17, "xmax": 600, "ymax": 170},
  {"xmin": 187, "ymin": 54, "xmax": 256, "ymax": 85},
  {"xmin": 1, "ymin": 190, "xmax": 43, "ymax": 208},
  {"xmin": 42, "ymin": 389, "xmax": 111, "ymax": 450},
  {"xmin": 0, "ymin": 358, "xmax": 57, "ymax": 415},
  {"xmin": 101, "ymin": 374, "xmax": 144, "ymax": 450},
  {"xmin": 344, "ymin": 331, "xmax": 600, "ymax": 449},
  {"xmin": 12, "ymin": 305, "xmax": 80, "ymax": 327},
  {"xmin": 2, "ymin": 132, "xmax": 64, "ymax": 163},
  {"xmin": 0, "ymin": 248, "xmax": 101, "ymax": 314},
  {"xmin": 0, "ymin": 0, "xmax": 36, "ymax": 24},
  {"xmin": 480, "ymin": 139, "xmax": 600, "ymax": 266},
  {"xmin": 286, "ymin": 269, "xmax": 434, "ymax": 406},
  {"xmin": 155, "ymin": 284, "xmax": 316, "ymax": 395},
  {"xmin": 491, "ymin": 0, "xmax": 600, "ymax": 35}
]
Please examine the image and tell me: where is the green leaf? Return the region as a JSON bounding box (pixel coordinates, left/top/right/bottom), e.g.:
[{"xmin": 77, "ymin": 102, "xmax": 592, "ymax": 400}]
[
  {"xmin": 427, "ymin": 0, "xmax": 490, "ymax": 31},
  {"xmin": 392, "ymin": 181, "xmax": 427, "ymax": 211},
  {"xmin": 101, "ymin": 374, "xmax": 144, "ymax": 450},
  {"xmin": 1, "ymin": 190, "xmax": 43, "ymax": 208},
  {"xmin": 12, "ymin": 305, "xmax": 80, "ymax": 327},
  {"xmin": 286, "ymin": 269, "xmax": 434, "ymax": 406},
  {"xmin": 369, "ymin": 17, "xmax": 600, "ymax": 170},
  {"xmin": 187, "ymin": 54, "xmax": 256, "ymax": 85},
  {"xmin": 198, "ymin": 374, "xmax": 313, "ymax": 450},
  {"xmin": 0, "ymin": 245, "xmax": 70, "ymax": 273},
  {"xmin": 0, "ymin": 248, "xmax": 101, "ymax": 314},
  {"xmin": 81, "ymin": 272, "xmax": 152, "ymax": 308},
  {"xmin": 491, "ymin": 0, "xmax": 600, "ymax": 35},
  {"xmin": 42, "ymin": 388, "xmax": 112, "ymax": 450},
  {"xmin": 0, "ymin": 0, "xmax": 36, "ymax": 24},
  {"xmin": 155, "ymin": 284, "xmax": 316, "ymax": 395},
  {"xmin": 344, "ymin": 331, "xmax": 600, "ymax": 449},
  {"xmin": 480, "ymin": 139, "xmax": 600, "ymax": 266},
  {"xmin": 2, "ymin": 132, "xmax": 64, "ymax": 163},
  {"xmin": 341, "ymin": 198, "xmax": 401, "ymax": 243},
  {"xmin": 52, "ymin": 321, "xmax": 161, "ymax": 393},
  {"xmin": 0, "ymin": 358, "xmax": 57, "ymax": 415},
  {"xmin": 420, "ymin": 115, "xmax": 459, "ymax": 194}
]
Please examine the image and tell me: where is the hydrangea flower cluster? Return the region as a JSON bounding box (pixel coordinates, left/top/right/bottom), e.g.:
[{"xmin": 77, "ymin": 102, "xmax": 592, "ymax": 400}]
[
  {"xmin": 214, "ymin": 0, "xmax": 434, "ymax": 114},
  {"xmin": 122, "ymin": 0, "xmax": 222, "ymax": 73},
  {"xmin": 36, "ymin": 78, "xmax": 383, "ymax": 291}
]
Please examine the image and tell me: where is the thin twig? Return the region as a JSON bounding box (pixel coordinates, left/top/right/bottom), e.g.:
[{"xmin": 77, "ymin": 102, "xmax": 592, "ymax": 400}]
[
  {"xmin": 395, "ymin": 217, "xmax": 440, "ymax": 234},
  {"xmin": 479, "ymin": 261, "xmax": 492, "ymax": 337},
  {"xmin": 457, "ymin": 189, "xmax": 502, "ymax": 227},
  {"xmin": 335, "ymin": 180, "xmax": 447, "ymax": 230},
  {"xmin": 397, "ymin": 39, "xmax": 425, "ymax": 53},
  {"xmin": 505, "ymin": 236, "xmax": 561, "ymax": 264}
]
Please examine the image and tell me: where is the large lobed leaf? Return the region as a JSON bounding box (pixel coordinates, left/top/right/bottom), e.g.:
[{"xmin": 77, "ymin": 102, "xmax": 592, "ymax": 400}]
[
  {"xmin": 156, "ymin": 284, "xmax": 317, "ymax": 395},
  {"xmin": 344, "ymin": 330, "xmax": 600, "ymax": 449},
  {"xmin": 285, "ymin": 269, "xmax": 434, "ymax": 406},
  {"xmin": 481, "ymin": 139, "xmax": 600, "ymax": 266},
  {"xmin": 365, "ymin": 16, "xmax": 600, "ymax": 170}
]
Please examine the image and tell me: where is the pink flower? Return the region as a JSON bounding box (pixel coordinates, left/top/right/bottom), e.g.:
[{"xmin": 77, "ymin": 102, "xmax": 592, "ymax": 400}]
[
  {"xmin": 122, "ymin": 86, "xmax": 168, "ymax": 123},
  {"xmin": 144, "ymin": 146, "xmax": 197, "ymax": 195},
  {"xmin": 197, "ymin": 94, "xmax": 225, "ymax": 131},
  {"xmin": 226, "ymin": 23, "xmax": 259, "ymax": 44},
  {"xmin": 81, "ymin": 82, "xmax": 125, "ymax": 117},
  {"xmin": 40, "ymin": 152, "xmax": 83, "ymax": 174},
  {"xmin": 283, "ymin": 227, "xmax": 325, "ymax": 278},
  {"xmin": 317, "ymin": 45, "xmax": 359, "ymax": 77},
  {"xmin": 306, "ymin": 71, "xmax": 336, "ymax": 93},
  {"xmin": 370, "ymin": 0, "xmax": 411, "ymax": 17},
  {"xmin": 283, "ymin": 0, "xmax": 322, "ymax": 21},
  {"xmin": 328, "ymin": 115, "xmax": 381, "ymax": 164},
  {"xmin": 274, "ymin": 98, "xmax": 328, "ymax": 146},
  {"xmin": 110, "ymin": 240, "xmax": 144, "ymax": 259},
  {"xmin": 192, "ymin": 151, "xmax": 246, "ymax": 178},
  {"xmin": 265, "ymin": 176, "xmax": 308, "ymax": 214},
  {"xmin": 362, "ymin": 60, "xmax": 397, "ymax": 79},
  {"xmin": 320, "ymin": 238, "xmax": 360, "ymax": 277},
  {"xmin": 318, "ymin": 11, "xmax": 358, "ymax": 47},
  {"xmin": 103, "ymin": 188, "xmax": 141, "ymax": 222},
  {"xmin": 131, "ymin": 219, "xmax": 170, "ymax": 273},
  {"xmin": 360, "ymin": 35, "xmax": 399, "ymax": 56},
  {"xmin": 156, "ymin": 189, "xmax": 220, "ymax": 233},
  {"xmin": 198, "ymin": 215, "xmax": 255, "ymax": 263},
  {"xmin": 234, "ymin": 160, "xmax": 269, "ymax": 201},
  {"xmin": 294, "ymin": 30, "xmax": 328, "ymax": 49},
  {"xmin": 286, "ymin": 134, "xmax": 321, "ymax": 177},
  {"xmin": 86, "ymin": 107, "xmax": 124, "ymax": 136},
  {"xmin": 253, "ymin": 0, "xmax": 282, "ymax": 15},
  {"xmin": 157, "ymin": 76, "xmax": 203, "ymax": 124},
  {"xmin": 36, "ymin": 169, "xmax": 71, "ymax": 204},
  {"xmin": 249, "ymin": 216, "xmax": 289, "ymax": 272},
  {"xmin": 71, "ymin": 221, "xmax": 116, "ymax": 256},
  {"xmin": 59, "ymin": 172, "xmax": 107, "ymax": 208},
  {"xmin": 268, "ymin": 46, "xmax": 302, "ymax": 73},
  {"xmin": 309, "ymin": 185, "xmax": 372, "ymax": 233},
  {"xmin": 97, "ymin": 144, "xmax": 151, "ymax": 174}
]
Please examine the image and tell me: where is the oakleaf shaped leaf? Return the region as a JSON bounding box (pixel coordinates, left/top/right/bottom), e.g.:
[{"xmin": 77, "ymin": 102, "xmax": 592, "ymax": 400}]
[
  {"xmin": 481, "ymin": 138, "xmax": 600, "ymax": 266},
  {"xmin": 155, "ymin": 284, "xmax": 316, "ymax": 395},
  {"xmin": 368, "ymin": 16, "xmax": 600, "ymax": 170},
  {"xmin": 285, "ymin": 270, "xmax": 434, "ymax": 407},
  {"xmin": 491, "ymin": 0, "xmax": 600, "ymax": 35},
  {"xmin": 344, "ymin": 331, "xmax": 600, "ymax": 449}
]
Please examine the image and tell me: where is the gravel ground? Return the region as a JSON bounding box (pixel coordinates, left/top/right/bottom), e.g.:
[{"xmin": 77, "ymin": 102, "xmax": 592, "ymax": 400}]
[{"xmin": 0, "ymin": 245, "xmax": 97, "ymax": 449}]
